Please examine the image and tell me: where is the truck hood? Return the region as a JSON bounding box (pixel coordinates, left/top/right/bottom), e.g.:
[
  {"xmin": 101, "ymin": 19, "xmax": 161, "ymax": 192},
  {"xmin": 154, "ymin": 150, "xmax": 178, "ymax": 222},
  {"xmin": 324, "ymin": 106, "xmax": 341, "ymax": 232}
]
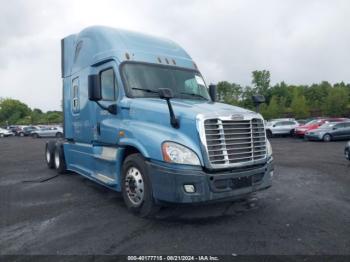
[{"xmin": 127, "ymin": 98, "xmax": 260, "ymax": 123}]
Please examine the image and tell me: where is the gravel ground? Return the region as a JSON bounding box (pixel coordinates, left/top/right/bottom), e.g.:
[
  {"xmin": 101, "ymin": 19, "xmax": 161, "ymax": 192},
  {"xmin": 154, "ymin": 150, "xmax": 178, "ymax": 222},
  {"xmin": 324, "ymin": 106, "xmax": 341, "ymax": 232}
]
[{"xmin": 0, "ymin": 137, "xmax": 349, "ymax": 255}]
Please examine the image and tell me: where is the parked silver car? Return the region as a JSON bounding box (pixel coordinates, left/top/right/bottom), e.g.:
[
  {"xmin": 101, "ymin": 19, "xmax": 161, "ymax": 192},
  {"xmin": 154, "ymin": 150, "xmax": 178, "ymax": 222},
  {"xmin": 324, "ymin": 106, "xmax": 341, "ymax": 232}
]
[
  {"xmin": 265, "ymin": 119, "xmax": 299, "ymax": 138},
  {"xmin": 31, "ymin": 127, "xmax": 63, "ymax": 138},
  {"xmin": 0, "ymin": 128, "xmax": 14, "ymax": 138},
  {"xmin": 305, "ymin": 121, "xmax": 350, "ymax": 142}
]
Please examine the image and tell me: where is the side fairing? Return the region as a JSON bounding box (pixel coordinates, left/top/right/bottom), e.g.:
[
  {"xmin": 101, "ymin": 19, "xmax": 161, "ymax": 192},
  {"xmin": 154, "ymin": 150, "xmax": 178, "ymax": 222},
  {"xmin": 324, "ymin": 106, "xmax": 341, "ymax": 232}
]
[
  {"xmin": 63, "ymin": 67, "xmax": 94, "ymax": 143},
  {"xmin": 63, "ymin": 76, "xmax": 72, "ymax": 138}
]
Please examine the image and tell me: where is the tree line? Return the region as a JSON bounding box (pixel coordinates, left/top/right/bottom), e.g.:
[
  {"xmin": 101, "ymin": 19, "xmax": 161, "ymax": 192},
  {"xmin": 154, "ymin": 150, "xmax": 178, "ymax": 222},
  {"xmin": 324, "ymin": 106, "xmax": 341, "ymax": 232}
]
[
  {"xmin": 217, "ymin": 70, "xmax": 350, "ymax": 120},
  {"xmin": 1, "ymin": 70, "xmax": 349, "ymax": 125},
  {"xmin": 0, "ymin": 98, "xmax": 63, "ymax": 126}
]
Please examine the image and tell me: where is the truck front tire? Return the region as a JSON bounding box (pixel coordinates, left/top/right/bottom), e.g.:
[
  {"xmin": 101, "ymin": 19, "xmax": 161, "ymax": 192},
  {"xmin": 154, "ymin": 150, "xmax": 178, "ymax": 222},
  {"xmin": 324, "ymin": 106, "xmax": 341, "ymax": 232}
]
[{"xmin": 122, "ymin": 153, "xmax": 159, "ymax": 217}]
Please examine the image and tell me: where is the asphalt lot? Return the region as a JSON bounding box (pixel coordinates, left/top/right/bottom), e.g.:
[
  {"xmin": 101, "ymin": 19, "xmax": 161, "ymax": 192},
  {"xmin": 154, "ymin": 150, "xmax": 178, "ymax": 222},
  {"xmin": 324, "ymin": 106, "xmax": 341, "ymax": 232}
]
[{"xmin": 0, "ymin": 137, "xmax": 349, "ymax": 255}]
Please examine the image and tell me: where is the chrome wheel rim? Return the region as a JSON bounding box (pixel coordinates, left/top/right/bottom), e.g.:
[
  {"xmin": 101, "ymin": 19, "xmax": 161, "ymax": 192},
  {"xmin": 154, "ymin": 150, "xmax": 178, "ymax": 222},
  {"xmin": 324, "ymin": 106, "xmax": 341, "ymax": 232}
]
[
  {"xmin": 46, "ymin": 148, "xmax": 51, "ymax": 163},
  {"xmin": 324, "ymin": 135, "xmax": 330, "ymax": 142},
  {"xmin": 125, "ymin": 167, "xmax": 144, "ymax": 206},
  {"xmin": 346, "ymin": 150, "xmax": 350, "ymax": 160},
  {"xmin": 54, "ymin": 150, "xmax": 60, "ymax": 168}
]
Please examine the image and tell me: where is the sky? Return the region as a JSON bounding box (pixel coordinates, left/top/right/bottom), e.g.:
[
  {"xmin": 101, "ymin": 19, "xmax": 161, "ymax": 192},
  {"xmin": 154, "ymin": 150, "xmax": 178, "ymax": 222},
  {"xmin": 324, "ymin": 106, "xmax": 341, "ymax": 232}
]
[{"xmin": 0, "ymin": 0, "xmax": 349, "ymax": 111}]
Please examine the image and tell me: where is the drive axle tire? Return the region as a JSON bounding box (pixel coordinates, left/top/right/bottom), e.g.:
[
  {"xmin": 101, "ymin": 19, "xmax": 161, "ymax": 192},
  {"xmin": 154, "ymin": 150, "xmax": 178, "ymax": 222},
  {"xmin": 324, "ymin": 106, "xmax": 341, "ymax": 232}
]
[
  {"xmin": 45, "ymin": 141, "xmax": 56, "ymax": 169},
  {"xmin": 56, "ymin": 132, "xmax": 63, "ymax": 138},
  {"xmin": 122, "ymin": 153, "xmax": 159, "ymax": 218},
  {"xmin": 54, "ymin": 142, "xmax": 67, "ymax": 174}
]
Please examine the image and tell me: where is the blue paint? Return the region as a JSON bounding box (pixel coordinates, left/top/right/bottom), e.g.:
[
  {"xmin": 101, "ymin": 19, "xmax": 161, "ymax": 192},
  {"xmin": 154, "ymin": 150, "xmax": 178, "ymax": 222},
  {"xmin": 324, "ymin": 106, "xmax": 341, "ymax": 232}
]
[{"xmin": 60, "ymin": 26, "xmax": 272, "ymax": 203}]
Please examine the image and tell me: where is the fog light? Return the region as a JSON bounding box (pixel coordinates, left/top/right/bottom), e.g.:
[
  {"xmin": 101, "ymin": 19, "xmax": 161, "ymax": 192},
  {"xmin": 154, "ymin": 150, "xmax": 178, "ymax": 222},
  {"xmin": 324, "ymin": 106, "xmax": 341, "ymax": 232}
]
[{"xmin": 184, "ymin": 184, "xmax": 195, "ymax": 193}]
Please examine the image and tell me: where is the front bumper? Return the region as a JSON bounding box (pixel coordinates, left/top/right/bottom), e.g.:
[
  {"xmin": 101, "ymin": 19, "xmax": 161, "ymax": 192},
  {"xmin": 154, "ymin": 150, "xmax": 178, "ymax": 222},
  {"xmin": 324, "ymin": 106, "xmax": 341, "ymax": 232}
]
[
  {"xmin": 295, "ymin": 130, "xmax": 307, "ymax": 137},
  {"xmin": 305, "ymin": 133, "xmax": 322, "ymax": 141},
  {"xmin": 147, "ymin": 158, "xmax": 273, "ymax": 204},
  {"xmin": 2, "ymin": 133, "xmax": 14, "ymax": 137}
]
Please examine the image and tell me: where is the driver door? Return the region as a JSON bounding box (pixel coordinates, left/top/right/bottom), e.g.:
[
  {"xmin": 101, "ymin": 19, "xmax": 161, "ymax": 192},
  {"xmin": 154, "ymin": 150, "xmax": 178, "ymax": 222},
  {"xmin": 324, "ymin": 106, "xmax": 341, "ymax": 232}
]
[{"xmin": 90, "ymin": 61, "xmax": 120, "ymax": 145}]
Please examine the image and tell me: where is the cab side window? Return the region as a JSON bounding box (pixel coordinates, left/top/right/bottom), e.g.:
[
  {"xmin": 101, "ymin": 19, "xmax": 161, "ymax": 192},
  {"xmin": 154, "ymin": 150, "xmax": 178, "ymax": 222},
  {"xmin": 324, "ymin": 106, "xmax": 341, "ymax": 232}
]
[
  {"xmin": 100, "ymin": 69, "xmax": 116, "ymax": 101},
  {"xmin": 335, "ymin": 123, "xmax": 345, "ymax": 129},
  {"xmin": 275, "ymin": 122, "xmax": 283, "ymax": 126},
  {"xmin": 72, "ymin": 77, "xmax": 80, "ymax": 114},
  {"xmin": 286, "ymin": 121, "xmax": 295, "ymax": 125}
]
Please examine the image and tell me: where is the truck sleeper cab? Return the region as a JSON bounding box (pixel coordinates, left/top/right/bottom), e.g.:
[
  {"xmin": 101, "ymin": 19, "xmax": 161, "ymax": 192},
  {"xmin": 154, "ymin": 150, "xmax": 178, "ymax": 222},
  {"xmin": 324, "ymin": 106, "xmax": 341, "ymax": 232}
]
[{"xmin": 45, "ymin": 26, "xmax": 273, "ymax": 217}]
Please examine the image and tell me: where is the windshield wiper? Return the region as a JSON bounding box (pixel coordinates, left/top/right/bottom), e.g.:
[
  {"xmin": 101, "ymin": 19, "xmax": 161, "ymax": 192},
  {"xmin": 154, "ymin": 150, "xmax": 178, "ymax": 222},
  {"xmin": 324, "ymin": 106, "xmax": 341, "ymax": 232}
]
[
  {"xmin": 132, "ymin": 87, "xmax": 158, "ymax": 94},
  {"xmin": 180, "ymin": 92, "xmax": 208, "ymax": 100}
]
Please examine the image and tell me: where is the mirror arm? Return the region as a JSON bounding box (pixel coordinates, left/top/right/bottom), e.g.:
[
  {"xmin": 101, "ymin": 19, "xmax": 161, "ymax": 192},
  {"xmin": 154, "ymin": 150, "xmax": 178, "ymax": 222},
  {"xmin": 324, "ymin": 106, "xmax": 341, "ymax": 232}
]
[
  {"xmin": 165, "ymin": 98, "xmax": 179, "ymax": 129},
  {"xmin": 96, "ymin": 101, "xmax": 108, "ymax": 111},
  {"xmin": 95, "ymin": 101, "xmax": 117, "ymax": 115}
]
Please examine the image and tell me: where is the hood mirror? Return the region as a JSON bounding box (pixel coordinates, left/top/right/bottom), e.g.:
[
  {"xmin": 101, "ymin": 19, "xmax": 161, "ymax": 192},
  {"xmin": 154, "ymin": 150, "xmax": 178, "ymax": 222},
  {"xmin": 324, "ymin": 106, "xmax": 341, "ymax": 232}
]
[
  {"xmin": 159, "ymin": 88, "xmax": 174, "ymax": 99},
  {"xmin": 209, "ymin": 84, "xmax": 217, "ymax": 102},
  {"xmin": 252, "ymin": 95, "xmax": 265, "ymax": 113}
]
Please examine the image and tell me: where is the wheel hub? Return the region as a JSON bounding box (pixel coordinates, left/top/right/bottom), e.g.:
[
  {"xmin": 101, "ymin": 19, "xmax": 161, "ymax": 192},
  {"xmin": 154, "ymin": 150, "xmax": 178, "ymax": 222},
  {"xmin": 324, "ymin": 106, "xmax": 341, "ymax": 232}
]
[{"xmin": 125, "ymin": 167, "xmax": 144, "ymax": 205}]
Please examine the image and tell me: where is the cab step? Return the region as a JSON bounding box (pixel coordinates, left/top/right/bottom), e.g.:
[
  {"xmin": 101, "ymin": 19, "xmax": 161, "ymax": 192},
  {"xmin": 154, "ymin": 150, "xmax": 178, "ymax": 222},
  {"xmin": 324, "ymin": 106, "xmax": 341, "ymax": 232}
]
[{"xmin": 92, "ymin": 173, "xmax": 116, "ymax": 185}]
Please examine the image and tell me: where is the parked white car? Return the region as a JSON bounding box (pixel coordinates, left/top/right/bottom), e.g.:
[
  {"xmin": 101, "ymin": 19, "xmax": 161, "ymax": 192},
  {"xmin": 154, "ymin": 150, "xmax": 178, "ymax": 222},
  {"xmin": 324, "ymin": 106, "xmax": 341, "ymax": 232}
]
[
  {"xmin": 0, "ymin": 128, "xmax": 14, "ymax": 138},
  {"xmin": 31, "ymin": 127, "xmax": 63, "ymax": 138},
  {"xmin": 265, "ymin": 119, "xmax": 299, "ymax": 138}
]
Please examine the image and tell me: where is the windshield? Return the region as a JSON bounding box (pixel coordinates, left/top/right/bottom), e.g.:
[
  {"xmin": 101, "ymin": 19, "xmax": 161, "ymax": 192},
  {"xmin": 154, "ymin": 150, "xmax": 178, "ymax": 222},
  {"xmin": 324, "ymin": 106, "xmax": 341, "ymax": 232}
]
[
  {"xmin": 121, "ymin": 63, "xmax": 211, "ymax": 100},
  {"xmin": 306, "ymin": 120, "xmax": 323, "ymax": 126},
  {"xmin": 319, "ymin": 122, "xmax": 337, "ymax": 128}
]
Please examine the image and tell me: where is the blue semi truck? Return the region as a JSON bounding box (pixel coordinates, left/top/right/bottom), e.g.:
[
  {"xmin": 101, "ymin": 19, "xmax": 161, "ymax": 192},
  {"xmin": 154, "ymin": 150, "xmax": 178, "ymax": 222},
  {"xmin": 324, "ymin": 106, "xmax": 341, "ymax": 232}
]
[{"xmin": 45, "ymin": 26, "xmax": 273, "ymax": 217}]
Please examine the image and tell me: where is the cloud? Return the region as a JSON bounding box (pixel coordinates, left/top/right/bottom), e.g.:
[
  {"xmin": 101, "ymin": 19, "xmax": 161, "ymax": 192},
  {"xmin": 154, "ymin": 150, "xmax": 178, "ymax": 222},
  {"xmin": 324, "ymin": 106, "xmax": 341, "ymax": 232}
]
[{"xmin": 0, "ymin": 0, "xmax": 349, "ymax": 110}]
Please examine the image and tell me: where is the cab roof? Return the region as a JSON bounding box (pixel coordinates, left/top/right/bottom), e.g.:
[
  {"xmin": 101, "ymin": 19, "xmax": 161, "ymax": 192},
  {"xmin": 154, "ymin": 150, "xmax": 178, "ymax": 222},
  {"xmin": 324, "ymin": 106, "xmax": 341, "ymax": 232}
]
[{"xmin": 62, "ymin": 26, "xmax": 196, "ymax": 77}]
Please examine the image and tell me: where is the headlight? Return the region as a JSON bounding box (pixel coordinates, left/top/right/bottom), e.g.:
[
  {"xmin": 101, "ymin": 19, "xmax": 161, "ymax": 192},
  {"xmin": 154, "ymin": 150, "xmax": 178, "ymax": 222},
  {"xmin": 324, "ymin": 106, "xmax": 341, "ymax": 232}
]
[
  {"xmin": 162, "ymin": 142, "xmax": 200, "ymax": 165},
  {"xmin": 266, "ymin": 139, "xmax": 273, "ymax": 157}
]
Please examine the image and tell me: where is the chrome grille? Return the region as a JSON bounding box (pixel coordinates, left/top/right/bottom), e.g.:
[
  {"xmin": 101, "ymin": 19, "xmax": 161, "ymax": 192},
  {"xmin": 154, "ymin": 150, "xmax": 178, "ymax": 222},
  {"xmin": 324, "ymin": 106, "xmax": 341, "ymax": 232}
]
[{"xmin": 204, "ymin": 118, "xmax": 266, "ymax": 167}]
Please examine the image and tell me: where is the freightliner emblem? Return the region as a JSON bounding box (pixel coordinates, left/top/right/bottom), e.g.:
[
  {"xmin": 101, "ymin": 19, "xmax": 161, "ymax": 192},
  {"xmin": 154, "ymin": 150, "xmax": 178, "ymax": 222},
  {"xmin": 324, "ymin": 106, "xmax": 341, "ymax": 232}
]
[{"xmin": 230, "ymin": 114, "xmax": 244, "ymax": 120}]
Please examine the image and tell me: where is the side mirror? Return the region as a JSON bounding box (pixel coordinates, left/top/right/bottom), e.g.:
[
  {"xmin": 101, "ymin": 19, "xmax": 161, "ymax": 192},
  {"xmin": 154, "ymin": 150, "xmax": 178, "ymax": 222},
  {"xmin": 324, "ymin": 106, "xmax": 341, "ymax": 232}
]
[
  {"xmin": 158, "ymin": 88, "xmax": 174, "ymax": 99},
  {"xmin": 252, "ymin": 94, "xmax": 266, "ymax": 104},
  {"xmin": 88, "ymin": 75, "xmax": 101, "ymax": 101},
  {"xmin": 252, "ymin": 94, "xmax": 265, "ymax": 113},
  {"xmin": 88, "ymin": 74, "xmax": 117, "ymax": 115},
  {"xmin": 107, "ymin": 104, "xmax": 117, "ymax": 115},
  {"xmin": 209, "ymin": 84, "xmax": 217, "ymax": 102}
]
